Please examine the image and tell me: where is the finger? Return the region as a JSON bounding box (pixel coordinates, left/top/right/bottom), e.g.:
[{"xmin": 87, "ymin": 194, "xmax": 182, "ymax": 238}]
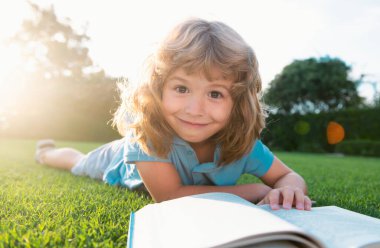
[
  {"xmin": 268, "ymin": 189, "xmax": 281, "ymax": 210},
  {"xmin": 281, "ymin": 187, "xmax": 294, "ymax": 210},
  {"xmin": 294, "ymin": 189, "xmax": 305, "ymax": 210},
  {"xmin": 304, "ymin": 196, "xmax": 312, "ymax": 211}
]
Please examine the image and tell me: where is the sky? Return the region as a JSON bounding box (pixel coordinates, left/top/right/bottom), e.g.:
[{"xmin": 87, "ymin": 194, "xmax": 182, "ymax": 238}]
[{"xmin": 0, "ymin": 0, "xmax": 379, "ymax": 101}]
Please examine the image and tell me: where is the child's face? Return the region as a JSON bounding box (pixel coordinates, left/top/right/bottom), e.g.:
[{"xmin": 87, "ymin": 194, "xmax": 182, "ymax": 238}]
[{"xmin": 162, "ymin": 67, "xmax": 233, "ymax": 146}]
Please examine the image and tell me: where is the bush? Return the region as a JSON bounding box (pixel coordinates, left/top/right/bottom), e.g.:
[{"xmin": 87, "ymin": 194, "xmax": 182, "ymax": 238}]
[
  {"xmin": 262, "ymin": 107, "xmax": 380, "ymax": 154},
  {"xmin": 336, "ymin": 140, "xmax": 380, "ymax": 157}
]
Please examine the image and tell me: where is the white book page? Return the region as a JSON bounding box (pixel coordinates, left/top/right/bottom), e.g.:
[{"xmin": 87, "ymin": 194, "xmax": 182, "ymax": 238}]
[
  {"xmin": 261, "ymin": 205, "xmax": 380, "ymax": 248},
  {"xmin": 132, "ymin": 193, "xmax": 323, "ymax": 248}
]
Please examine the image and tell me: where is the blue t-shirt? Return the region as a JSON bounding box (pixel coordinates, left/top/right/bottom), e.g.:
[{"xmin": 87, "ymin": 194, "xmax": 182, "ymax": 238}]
[{"xmin": 103, "ymin": 137, "xmax": 274, "ymax": 190}]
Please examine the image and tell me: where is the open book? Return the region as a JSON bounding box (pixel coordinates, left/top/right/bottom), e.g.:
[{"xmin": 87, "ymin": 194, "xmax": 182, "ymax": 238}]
[{"xmin": 127, "ymin": 192, "xmax": 380, "ymax": 248}]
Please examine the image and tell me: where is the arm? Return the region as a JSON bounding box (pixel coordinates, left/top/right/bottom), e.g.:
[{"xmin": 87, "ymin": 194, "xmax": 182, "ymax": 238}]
[
  {"xmin": 258, "ymin": 156, "xmax": 312, "ymax": 210},
  {"xmin": 136, "ymin": 161, "xmax": 271, "ymax": 203}
]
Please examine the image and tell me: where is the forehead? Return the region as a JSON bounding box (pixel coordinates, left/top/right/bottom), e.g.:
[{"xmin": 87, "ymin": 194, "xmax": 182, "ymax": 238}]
[{"xmin": 169, "ymin": 66, "xmax": 232, "ymax": 83}]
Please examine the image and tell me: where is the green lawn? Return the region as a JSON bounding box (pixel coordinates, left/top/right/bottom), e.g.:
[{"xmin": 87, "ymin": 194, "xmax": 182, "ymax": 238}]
[{"xmin": 1, "ymin": 138, "xmax": 379, "ymax": 247}]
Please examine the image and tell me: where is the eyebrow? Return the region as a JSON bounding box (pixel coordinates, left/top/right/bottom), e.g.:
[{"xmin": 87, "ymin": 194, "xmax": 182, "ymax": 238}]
[
  {"xmin": 207, "ymin": 82, "xmax": 231, "ymax": 91},
  {"xmin": 167, "ymin": 76, "xmax": 189, "ymax": 83}
]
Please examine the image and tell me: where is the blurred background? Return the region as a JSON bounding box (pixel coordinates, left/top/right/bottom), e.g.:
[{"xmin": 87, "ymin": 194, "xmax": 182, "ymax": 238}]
[{"xmin": 0, "ymin": 0, "xmax": 379, "ymax": 156}]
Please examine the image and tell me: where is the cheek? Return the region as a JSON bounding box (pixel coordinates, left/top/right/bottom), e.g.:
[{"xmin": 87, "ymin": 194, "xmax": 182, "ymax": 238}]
[
  {"xmin": 210, "ymin": 102, "xmax": 233, "ymax": 123},
  {"xmin": 161, "ymin": 92, "xmax": 177, "ymax": 115}
]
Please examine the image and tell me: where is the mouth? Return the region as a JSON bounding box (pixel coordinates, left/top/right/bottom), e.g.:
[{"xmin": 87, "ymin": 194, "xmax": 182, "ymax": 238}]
[{"xmin": 178, "ymin": 118, "xmax": 208, "ymax": 127}]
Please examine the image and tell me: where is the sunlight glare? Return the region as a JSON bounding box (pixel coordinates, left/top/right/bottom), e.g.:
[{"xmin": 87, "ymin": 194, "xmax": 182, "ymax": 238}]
[{"xmin": 0, "ymin": 44, "xmax": 24, "ymax": 86}]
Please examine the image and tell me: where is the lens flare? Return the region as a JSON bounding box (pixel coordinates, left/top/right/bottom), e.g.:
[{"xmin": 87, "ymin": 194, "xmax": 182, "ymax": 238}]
[
  {"xmin": 327, "ymin": 121, "xmax": 345, "ymax": 145},
  {"xmin": 294, "ymin": 120, "xmax": 310, "ymax": 135}
]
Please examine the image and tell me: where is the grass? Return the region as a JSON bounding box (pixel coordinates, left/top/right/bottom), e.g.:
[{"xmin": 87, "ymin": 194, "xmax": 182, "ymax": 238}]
[{"xmin": 0, "ymin": 138, "xmax": 379, "ymax": 247}]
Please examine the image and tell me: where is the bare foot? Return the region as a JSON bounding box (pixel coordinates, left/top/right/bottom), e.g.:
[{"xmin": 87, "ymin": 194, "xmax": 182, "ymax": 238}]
[{"xmin": 35, "ymin": 139, "xmax": 56, "ymax": 164}]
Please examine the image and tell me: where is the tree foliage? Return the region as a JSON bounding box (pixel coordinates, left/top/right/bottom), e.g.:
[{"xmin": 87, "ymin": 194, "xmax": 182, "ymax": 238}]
[
  {"xmin": 264, "ymin": 57, "xmax": 363, "ymax": 114},
  {"xmin": 1, "ymin": 2, "xmax": 120, "ymax": 141},
  {"xmin": 11, "ymin": 2, "xmax": 103, "ymax": 82}
]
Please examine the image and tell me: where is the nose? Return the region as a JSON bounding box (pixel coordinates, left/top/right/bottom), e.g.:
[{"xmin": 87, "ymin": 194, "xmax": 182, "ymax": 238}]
[{"xmin": 184, "ymin": 94, "xmax": 205, "ymax": 116}]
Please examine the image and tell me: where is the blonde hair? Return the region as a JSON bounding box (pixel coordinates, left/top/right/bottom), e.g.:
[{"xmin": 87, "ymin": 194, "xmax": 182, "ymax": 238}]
[{"xmin": 113, "ymin": 18, "xmax": 267, "ymax": 165}]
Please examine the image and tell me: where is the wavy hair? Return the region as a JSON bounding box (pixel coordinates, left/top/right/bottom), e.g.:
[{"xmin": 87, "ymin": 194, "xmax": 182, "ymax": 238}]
[{"xmin": 113, "ymin": 18, "xmax": 267, "ymax": 165}]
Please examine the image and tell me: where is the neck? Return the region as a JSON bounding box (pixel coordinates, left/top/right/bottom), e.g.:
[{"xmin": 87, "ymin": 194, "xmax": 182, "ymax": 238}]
[{"xmin": 189, "ymin": 140, "xmax": 216, "ymax": 164}]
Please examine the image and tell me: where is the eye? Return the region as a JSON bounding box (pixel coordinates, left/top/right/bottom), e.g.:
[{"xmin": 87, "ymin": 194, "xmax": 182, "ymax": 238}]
[
  {"xmin": 175, "ymin": 86, "xmax": 189, "ymax": 94},
  {"xmin": 209, "ymin": 91, "xmax": 223, "ymax": 99}
]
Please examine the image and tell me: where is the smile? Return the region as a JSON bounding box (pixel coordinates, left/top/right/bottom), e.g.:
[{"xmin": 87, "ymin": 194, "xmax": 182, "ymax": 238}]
[{"xmin": 178, "ymin": 118, "xmax": 209, "ymax": 127}]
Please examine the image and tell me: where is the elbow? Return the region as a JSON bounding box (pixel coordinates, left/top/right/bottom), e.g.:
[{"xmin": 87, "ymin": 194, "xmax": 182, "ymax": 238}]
[
  {"xmin": 153, "ymin": 186, "xmax": 184, "ymax": 203},
  {"xmin": 153, "ymin": 194, "xmax": 172, "ymax": 203},
  {"xmin": 153, "ymin": 195, "xmax": 170, "ymax": 203}
]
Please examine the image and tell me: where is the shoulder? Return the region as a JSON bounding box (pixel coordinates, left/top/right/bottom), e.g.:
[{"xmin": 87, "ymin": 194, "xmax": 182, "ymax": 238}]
[
  {"xmin": 243, "ymin": 139, "xmax": 275, "ymax": 177},
  {"xmin": 249, "ymin": 140, "xmax": 273, "ymax": 158}
]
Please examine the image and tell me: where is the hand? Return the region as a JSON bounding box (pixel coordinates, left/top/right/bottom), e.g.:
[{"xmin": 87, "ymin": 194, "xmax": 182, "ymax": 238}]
[{"xmin": 257, "ymin": 186, "xmax": 312, "ymax": 211}]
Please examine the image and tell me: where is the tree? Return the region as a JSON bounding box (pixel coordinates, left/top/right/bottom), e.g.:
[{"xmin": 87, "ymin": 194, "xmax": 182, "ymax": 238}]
[
  {"xmin": 10, "ymin": 1, "xmax": 100, "ymax": 82},
  {"xmin": 375, "ymin": 96, "xmax": 380, "ymax": 107},
  {"xmin": 0, "ymin": 2, "xmax": 121, "ymax": 141},
  {"xmin": 264, "ymin": 57, "xmax": 364, "ymax": 114}
]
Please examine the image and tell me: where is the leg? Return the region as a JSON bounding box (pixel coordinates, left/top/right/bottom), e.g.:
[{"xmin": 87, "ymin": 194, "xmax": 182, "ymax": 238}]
[
  {"xmin": 39, "ymin": 148, "xmax": 84, "ymax": 171},
  {"xmin": 35, "ymin": 139, "xmax": 84, "ymax": 171},
  {"xmin": 36, "ymin": 138, "xmax": 125, "ymax": 180}
]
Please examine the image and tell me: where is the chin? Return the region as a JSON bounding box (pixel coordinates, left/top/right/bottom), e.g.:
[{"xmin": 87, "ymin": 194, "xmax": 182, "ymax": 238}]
[{"xmin": 180, "ymin": 135, "xmax": 212, "ymax": 144}]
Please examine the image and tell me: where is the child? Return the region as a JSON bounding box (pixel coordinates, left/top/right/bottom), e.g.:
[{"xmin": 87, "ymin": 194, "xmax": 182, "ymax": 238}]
[{"xmin": 35, "ymin": 18, "xmax": 312, "ymax": 211}]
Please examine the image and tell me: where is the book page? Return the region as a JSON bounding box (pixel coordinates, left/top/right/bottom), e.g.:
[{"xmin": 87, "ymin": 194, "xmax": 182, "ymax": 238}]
[
  {"xmin": 131, "ymin": 193, "xmax": 324, "ymax": 248},
  {"xmin": 261, "ymin": 205, "xmax": 380, "ymax": 248}
]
